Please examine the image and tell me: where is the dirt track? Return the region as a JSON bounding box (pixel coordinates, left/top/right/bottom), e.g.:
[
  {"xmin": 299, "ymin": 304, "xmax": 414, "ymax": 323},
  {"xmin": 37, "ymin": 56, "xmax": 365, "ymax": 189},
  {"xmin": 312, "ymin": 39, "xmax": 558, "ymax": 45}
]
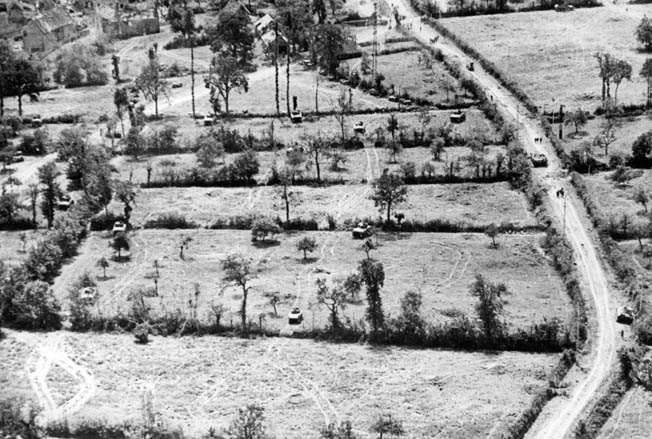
[{"xmin": 389, "ymin": 3, "xmax": 619, "ymax": 438}]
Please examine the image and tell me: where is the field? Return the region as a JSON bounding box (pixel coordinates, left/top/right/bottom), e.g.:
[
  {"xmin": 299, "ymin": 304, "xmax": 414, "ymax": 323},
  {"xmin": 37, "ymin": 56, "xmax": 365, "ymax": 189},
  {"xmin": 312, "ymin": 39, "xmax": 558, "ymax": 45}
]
[
  {"xmin": 582, "ymin": 172, "xmax": 650, "ymax": 230},
  {"xmin": 52, "ymin": 230, "xmax": 569, "ymax": 332},
  {"xmin": 0, "ymin": 330, "xmax": 561, "ymax": 438},
  {"xmin": 0, "ymin": 230, "xmax": 48, "ymax": 266},
  {"xmin": 597, "ymin": 386, "xmax": 652, "ymax": 439},
  {"xmin": 439, "ymin": 6, "xmax": 651, "ymax": 108},
  {"xmin": 106, "ymin": 182, "xmax": 537, "ymax": 228},
  {"xmin": 560, "ymin": 115, "xmax": 651, "ymax": 165}
]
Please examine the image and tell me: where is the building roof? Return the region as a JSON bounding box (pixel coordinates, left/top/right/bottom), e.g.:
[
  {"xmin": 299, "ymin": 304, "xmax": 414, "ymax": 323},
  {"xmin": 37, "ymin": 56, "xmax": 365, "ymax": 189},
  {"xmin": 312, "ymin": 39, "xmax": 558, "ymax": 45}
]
[
  {"xmin": 253, "ymin": 13, "xmax": 273, "ymax": 32},
  {"xmin": 7, "ymin": 0, "xmax": 35, "ymax": 12},
  {"xmin": 29, "ymin": 5, "xmax": 73, "ymax": 33},
  {"xmin": 260, "ymin": 28, "xmax": 287, "ymax": 45}
]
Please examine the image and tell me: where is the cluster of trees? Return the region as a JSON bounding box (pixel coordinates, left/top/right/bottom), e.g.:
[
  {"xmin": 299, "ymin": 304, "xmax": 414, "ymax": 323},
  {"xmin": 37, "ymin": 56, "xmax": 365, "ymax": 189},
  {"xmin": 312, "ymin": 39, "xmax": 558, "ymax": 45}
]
[{"xmin": 53, "ymin": 43, "xmax": 108, "ymax": 88}]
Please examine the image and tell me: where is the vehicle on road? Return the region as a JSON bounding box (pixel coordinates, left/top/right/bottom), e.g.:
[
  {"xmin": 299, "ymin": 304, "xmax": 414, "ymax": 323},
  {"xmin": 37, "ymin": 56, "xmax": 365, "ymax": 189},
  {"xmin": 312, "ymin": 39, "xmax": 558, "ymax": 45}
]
[
  {"xmin": 288, "ymin": 307, "xmax": 303, "ymax": 325},
  {"xmin": 290, "ymin": 110, "xmax": 303, "ymax": 123},
  {"xmin": 529, "ymin": 153, "xmax": 548, "ymax": 167},
  {"xmin": 56, "ymin": 195, "xmax": 75, "ymax": 210},
  {"xmin": 352, "ymin": 222, "xmax": 373, "ymax": 239},
  {"xmin": 616, "ymin": 306, "xmax": 634, "ymax": 325},
  {"xmin": 353, "ymin": 121, "xmax": 365, "ymax": 134},
  {"xmin": 203, "ymin": 115, "xmax": 214, "ymax": 126}
]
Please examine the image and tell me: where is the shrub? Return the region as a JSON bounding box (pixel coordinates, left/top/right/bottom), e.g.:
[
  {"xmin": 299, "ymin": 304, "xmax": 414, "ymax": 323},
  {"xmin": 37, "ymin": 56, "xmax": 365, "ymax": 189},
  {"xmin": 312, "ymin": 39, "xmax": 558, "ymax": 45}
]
[
  {"xmin": 90, "ymin": 211, "xmax": 124, "ymax": 231},
  {"xmin": 134, "ymin": 323, "xmax": 150, "ymax": 344},
  {"xmin": 251, "ymin": 217, "xmax": 282, "ymax": 242},
  {"xmin": 10, "ymin": 280, "xmax": 62, "ymax": 330},
  {"xmin": 143, "ymin": 213, "xmax": 199, "ymax": 229}
]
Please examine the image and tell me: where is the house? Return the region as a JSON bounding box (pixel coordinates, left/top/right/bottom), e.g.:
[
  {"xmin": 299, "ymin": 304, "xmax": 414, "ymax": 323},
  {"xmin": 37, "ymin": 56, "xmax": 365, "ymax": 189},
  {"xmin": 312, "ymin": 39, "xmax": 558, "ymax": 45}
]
[
  {"xmin": 23, "ymin": 6, "xmax": 75, "ymax": 53},
  {"xmin": 260, "ymin": 29, "xmax": 287, "ymax": 54},
  {"xmin": 253, "ymin": 13, "xmax": 273, "ymax": 35},
  {"xmin": 220, "ymin": 0, "xmax": 252, "ymax": 19}
]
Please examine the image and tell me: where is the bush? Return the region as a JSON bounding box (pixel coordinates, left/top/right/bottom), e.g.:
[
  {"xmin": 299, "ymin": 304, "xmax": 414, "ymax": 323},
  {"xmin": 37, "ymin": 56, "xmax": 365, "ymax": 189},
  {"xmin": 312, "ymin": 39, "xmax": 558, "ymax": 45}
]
[
  {"xmin": 134, "ymin": 323, "xmax": 150, "ymax": 343},
  {"xmin": 251, "ymin": 217, "xmax": 282, "ymax": 242},
  {"xmin": 90, "ymin": 211, "xmax": 124, "ymax": 231},
  {"xmin": 143, "ymin": 213, "xmax": 199, "ymax": 229},
  {"xmin": 9, "ymin": 280, "xmax": 62, "ymax": 330}
]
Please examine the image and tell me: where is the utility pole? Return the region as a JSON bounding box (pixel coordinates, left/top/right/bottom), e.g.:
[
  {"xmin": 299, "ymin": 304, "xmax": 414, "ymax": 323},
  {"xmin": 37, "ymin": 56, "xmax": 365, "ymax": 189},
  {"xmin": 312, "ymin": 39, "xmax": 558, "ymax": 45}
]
[
  {"xmin": 562, "ymin": 191, "xmax": 567, "ymax": 239},
  {"xmin": 274, "ymin": 21, "xmax": 280, "ymax": 116}
]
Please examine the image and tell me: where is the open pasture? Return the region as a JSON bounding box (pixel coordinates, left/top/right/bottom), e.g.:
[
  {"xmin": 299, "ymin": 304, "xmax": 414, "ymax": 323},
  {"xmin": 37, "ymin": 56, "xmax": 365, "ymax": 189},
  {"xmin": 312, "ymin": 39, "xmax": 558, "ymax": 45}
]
[
  {"xmin": 597, "ymin": 386, "xmax": 652, "ymax": 439},
  {"xmin": 0, "ymin": 331, "xmax": 561, "ymax": 438},
  {"xmin": 52, "ymin": 230, "xmax": 568, "ymax": 332},
  {"xmin": 0, "ymin": 230, "xmax": 48, "ymax": 267},
  {"xmin": 439, "ymin": 7, "xmax": 651, "ymax": 108},
  {"xmin": 107, "ymin": 182, "xmax": 537, "ymax": 229}
]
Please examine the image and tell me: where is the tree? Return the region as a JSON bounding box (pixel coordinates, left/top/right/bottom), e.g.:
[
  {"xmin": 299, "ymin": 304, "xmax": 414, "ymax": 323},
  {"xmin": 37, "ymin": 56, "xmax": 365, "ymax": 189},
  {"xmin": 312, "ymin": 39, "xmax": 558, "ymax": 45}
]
[
  {"xmin": 593, "ymin": 118, "xmax": 618, "ymax": 156},
  {"xmin": 470, "ymin": 274, "xmax": 506, "ymax": 343},
  {"xmin": 37, "ymin": 161, "xmax": 61, "ymax": 229},
  {"xmin": 251, "ymin": 217, "xmax": 282, "ymax": 243},
  {"xmin": 9, "ymin": 59, "xmax": 41, "ymax": 116},
  {"xmin": 387, "ymin": 114, "xmax": 399, "ymax": 140},
  {"xmin": 632, "ymin": 131, "xmax": 652, "ymax": 166},
  {"xmin": 179, "ymin": 235, "xmax": 192, "ymax": 260},
  {"xmin": 0, "ymin": 40, "xmax": 16, "ymax": 117},
  {"xmin": 205, "ymin": 54, "xmax": 248, "ymax": 114},
  {"xmin": 136, "ymin": 55, "xmax": 170, "ymax": 118},
  {"xmin": 314, "ymin": 23, "xmax": 346, "ymax": 76},
  {"xmin": 612, "ymin": 59, "xmax": 632, "ymax": 104},
  {"xmin": 195, "ymin": 134, "xmax": 224, "ymax": 167},
  {"xmin": 641, "ymin": 58, "xmax": 652, "ymax": 109},
  {"xmin": 371, "ymin": 172, "xmax": 408, "ymax": 223},
  {"xmin": 386, "ymin": 140, "xmax": 402, "ymax": 164},
  {"xmin": 564, "ymin": 108, "xmax": 588, "ymax": 135},
  {"xmin": 207, "ymin": 7, "xmax": 255, "ymax": 68},
  {"xmin": 96, "ymin": 257, "xmax": 109, "ymax": 278},
  {"xmin": 361, "ymin": 238, "xmax": 375, "ymax": 259},
  {"xmin": 320, "ymin": 421, "xmax": 358, "ymax": 439},
  {"xmin": 231, "ymin": 150, "xmax": 259, "ymax": 181},
  {"xmin": 485, "ymin": 223, "xmax": 499, "ymax": 248},
  {"xmin": 114, "ymin": 88, "xmax": 129, "ymax": 138},
  {"xmin": 430, "ymin": 137, "xmax": 445, "ymax": 161},
  {"xmin": 222, "ymin": 255, "xmax": 256, "ymax": 333},
  {"xmin": 115, "ymin": 180, "xmax": 137, "ymax": 226},
  {"xmin": 168, "ymin": 0, "xmax": 197, "ymax": 118},
  {"xmin": 304, "ymin": 134, "xmax": 329, "ymax": 181},
  {"xmin": 635, "ymin": 188, "xmax": 649, "ymax": 213},
  {"xmin": 0, "ymin": 192, "xmax": 21, "ymax": 225},
  {"xmin": 221, "ymin": 405, "xmax": 272, "ymax": 439},
  {"xmin": 27, "ymin": 183, "xmax": 38, "ymax": 227},
  {"xmin": 333, "ymin": 89, "xmax": 351, "ymax": 141},
  {"xmin": 636, "ymin": 16, "xmax": 652, "ymax": 52},
  {"xmin": 53, "ymin": 43, "xmax": 107, "ymax": 88},
  {"xmin": 316, "ymin": 277, "xmax": 350, "ymax": 332},
  {"xmin": 394, "ymin": 291, "xmax": 426, "ymax": 342},
  {"xmin": 296, "ymin": 236, "xmax": 317, "ymax": 259},
  {"xmin": 276, "ymin": 170, "xmax": 301, "ymax": 223},
  {"xmin": 358, "ymin": 258, "xmax": 385, "ymax": 335},
  {"xmin": 11, "ymin": 280, "xmax": 61, "ymax": 330},
  {"xmin": 595, "ymin": 52, "xmax": 616, "ymax": 105},
  {"xmin": 371, "ymin": 414, "xmax": 405, "ymax": 439},
  {"xmin": 112, "ymin": 232, "xmax": 130, "ymax": 258}
]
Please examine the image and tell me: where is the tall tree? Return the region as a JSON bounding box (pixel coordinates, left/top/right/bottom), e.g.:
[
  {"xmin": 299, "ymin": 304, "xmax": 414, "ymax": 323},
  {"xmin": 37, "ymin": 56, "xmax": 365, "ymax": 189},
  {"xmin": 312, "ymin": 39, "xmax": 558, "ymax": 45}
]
[
  {"xmin": 594, "ymin": 52, "xmax": 616, "ymax": 106},
  {"xmin": 114, "ymin": 88, "xmax": 129, "ymax": 138},
  {"xmin": 612, "ymin": 59, "xmax": 632, "ymax": 105},
  {"xmin": 222, "ymin": 255, "xmax": 256, "ymax": 333},
  {"xmin": 316, "ymin": 277, "xmax": 348, "ymax": 332},
  {"xmin": 334, "ymin": 89, "xmax": 351, "ymax": 141},
  {"xmin": 593, "ymin": 117, "xmax": 618, "ymax": 156},
  {"xmin": 314, "ymin": 23, "xmax": 346, "ymax": 76},
  {"xmin": 470, "ymin": 274, "xmax": 506, "ymax": 343},
  {"xmin": 9, "ymin": 59, "xmax": 41, "ymax": 116},
  {"xmin": 564, "ymin": 108, "xmax": 588, "ymax": 134},
  {"xmin": 37, "ymin": 162, "xmax": 61, "ymax": 230},
  {"xmin": 136, "ymin": 54, "xmax": 170, "ymax": 118},
  {"xmin": 371, "ymin": 172, "xmax": 408, "ymax": 223},
  {"xmin": 358, "ymin": 258, "xmax": 385, "ymax": 335},
  {"xmin": 0, "ymin": 40, "xmax": 16, "ymax": 117},
  {"xmin": 168, "ymin": 0, "xmax": 197, "ymax": 118},
  {"xmin": 641, "ymin": 58, "xmax": 652, "ymax": 109},
  {"xmin": 114, "ymin": 180, "xmax": 137, "ymax": 226},
  {"xmin": 205, "ymin": 54, "xmax": 248, "ymax": 114}
]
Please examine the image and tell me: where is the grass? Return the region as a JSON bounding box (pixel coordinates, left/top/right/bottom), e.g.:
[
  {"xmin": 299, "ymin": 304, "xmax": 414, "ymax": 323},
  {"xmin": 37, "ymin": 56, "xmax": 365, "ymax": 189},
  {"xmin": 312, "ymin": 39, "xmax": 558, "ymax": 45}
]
[
  {"xmin": 583, "ymin": 171, "xmax": 651, "ymax": 230},
  {"xmin": 438, "ymin": 7, "xmax": 651, "ymax": 109},
  {"xmin": 0, "ymin": 230, "xmax": 47, "ymax": 266},
  {"xmin": 107, "ymin": 182, "xmax": 537, "ymax": 228},
  {"xmin": 0, "ymin": 330, "xmax": 561, "ymax": 438},
  {"xmin": 596, "ymin": 386, "xmax": 652, "ymax": 439},
  {"xmin": 52, "ymin": 230, "xmax": 569, "ymax": 332}
]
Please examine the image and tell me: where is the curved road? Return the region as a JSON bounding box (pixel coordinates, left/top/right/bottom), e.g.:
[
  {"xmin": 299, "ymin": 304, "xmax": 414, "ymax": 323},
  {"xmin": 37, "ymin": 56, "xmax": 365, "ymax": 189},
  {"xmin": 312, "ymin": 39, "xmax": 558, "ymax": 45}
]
[{"xmin": 390, "ymin": 3, "xmax": 618, "ymax": 438}]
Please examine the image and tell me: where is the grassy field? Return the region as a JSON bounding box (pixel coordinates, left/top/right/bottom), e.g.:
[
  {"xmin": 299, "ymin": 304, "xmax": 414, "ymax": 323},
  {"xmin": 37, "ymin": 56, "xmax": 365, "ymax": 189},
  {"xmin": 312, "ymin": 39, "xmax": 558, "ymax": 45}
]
[
  {"xmin": 583, "ymin": 171, "xmax": 650, "ymax": 230},
  {"xmin": 52, "ymin": 230, "xmax": 569, "ymax": 332},
  {"xmin": 0, "ymin": 330, "xmax": 561, "ymax": 438},
  {"xmin": 107, "ymin": 182, "xmax": 536, "ymax": 228},
  {"xmin": 597, "ymin": 386, "xmax": 652, "ymax": 439},
  {"xmin": 561, "ymin": 115, "xmax": 651, "ymax": 165},
  {"xmin": 439, "ymin": 7, "xmax": 650, "ymax": 108},
  {"xmin": 0, "ymin": 230, "xmax": 48, "ymax": 266}
]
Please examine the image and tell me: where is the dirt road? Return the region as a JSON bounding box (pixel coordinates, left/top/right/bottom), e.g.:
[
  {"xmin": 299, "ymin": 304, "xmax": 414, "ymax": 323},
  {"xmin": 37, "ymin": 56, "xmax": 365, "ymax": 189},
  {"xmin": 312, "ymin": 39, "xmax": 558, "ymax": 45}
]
[{"xmin": 389, "ymin": 4, "xmax": 618, "ymax": 438}]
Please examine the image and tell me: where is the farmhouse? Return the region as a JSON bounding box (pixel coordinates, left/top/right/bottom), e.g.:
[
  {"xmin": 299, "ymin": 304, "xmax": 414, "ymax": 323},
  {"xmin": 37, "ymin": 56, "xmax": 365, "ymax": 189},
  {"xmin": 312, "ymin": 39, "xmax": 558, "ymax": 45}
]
[
  {"xmin": 22, "ymin": 6, "xmax": 75, "ymax": 53},
  {"xmin": 260, "ymin": 28, "xmax": 288, "ymax": 54},
  {"xmin": 253, "ymin": 13, "xmax": 273, "ymax": 35}
]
